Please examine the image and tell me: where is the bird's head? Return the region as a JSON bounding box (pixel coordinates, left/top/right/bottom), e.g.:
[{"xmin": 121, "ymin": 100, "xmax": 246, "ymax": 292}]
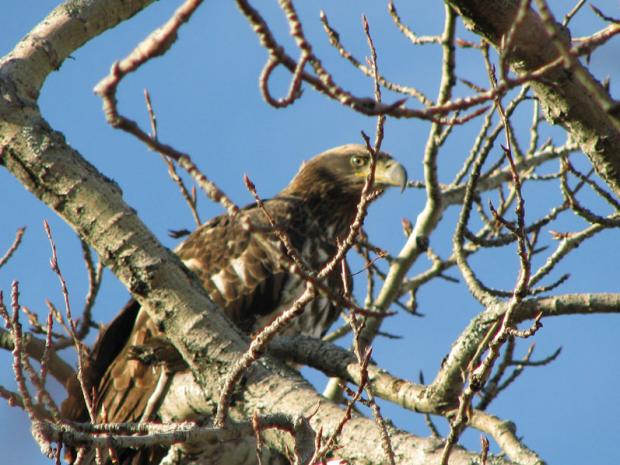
[{"xmin": 283, "ymin": 144, "xmax": 408, "ymax": 199}]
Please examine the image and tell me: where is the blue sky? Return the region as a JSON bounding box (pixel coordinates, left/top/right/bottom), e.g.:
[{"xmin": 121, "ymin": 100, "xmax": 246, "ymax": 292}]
[{"xmin": 1, "ymin": 1, "xmax": 619, "ymax": 464}]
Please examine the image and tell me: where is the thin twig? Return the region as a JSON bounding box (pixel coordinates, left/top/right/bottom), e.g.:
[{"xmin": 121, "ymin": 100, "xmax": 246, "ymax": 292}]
[
  {"xmin": 0, "ymin": 227, "xmax": 25, "ymax": 269},
  {"xmin": 320, "ymin": 10, "xmax": 432, "ymax": 106},
  {"xmin": 145, "ymin": 90, "xmax": 202, "ymax": 227},
  {"xmin": 43, "ymin": 221, "xmax": 95, "ymax": 422},
  {"xmin": 563, "ymin": 0, "xmax": 587, "ymax": 26},
  {"xmin": 387, "ymin": 1, "xmax": 442, "ymax": 45}
]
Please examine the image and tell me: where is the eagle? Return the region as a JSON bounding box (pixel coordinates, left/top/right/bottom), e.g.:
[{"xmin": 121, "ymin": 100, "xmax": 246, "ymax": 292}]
[{"xmin": 61, "ymin": 144, "xmax": 407, "ymax": 463}]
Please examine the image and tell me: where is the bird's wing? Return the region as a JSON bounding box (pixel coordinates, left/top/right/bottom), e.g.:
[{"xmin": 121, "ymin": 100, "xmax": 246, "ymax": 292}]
[
  {"xmin": 175, "ymin": 201, "xmax": 299, "ymax": 333},
  {"xmin": 95, "ymin": 307, "xmax": 164, "ymax": 423}
]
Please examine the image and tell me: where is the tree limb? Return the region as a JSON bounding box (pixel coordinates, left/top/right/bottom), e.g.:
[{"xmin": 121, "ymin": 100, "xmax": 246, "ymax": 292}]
[
  {"xmin": 445, "ymin": 0, "xmax": 620, "ymax": 197},
  {"xmin": 0, "ymin": 1, "xmax": 521, "ymax": 463}
]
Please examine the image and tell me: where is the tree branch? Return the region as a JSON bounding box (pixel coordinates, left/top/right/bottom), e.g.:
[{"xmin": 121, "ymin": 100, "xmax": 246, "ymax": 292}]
[
  {"xmin": 445, "ymin": 0, "xmax": 620, "ymax": 197},
  {"xmin": 0, "ymin": 1, "xmax": 519, "ymax": 463}
]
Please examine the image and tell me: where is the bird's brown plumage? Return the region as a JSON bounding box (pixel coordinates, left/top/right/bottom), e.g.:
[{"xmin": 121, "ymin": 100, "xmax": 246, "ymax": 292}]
[{"xmin": 61, "ymin": 144, "xmax": 406, "ymax": 463}]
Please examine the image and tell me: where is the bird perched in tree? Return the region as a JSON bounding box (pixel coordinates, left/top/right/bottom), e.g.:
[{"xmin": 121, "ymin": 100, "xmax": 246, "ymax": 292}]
[{"xmin": 62, "ymin": 144, "xmax": 407, "ymax": 464}]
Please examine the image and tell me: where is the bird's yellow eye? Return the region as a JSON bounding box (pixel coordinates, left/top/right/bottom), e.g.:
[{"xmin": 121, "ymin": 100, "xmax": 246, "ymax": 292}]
[{"xmin": 350, "ymin": 155, "xmax": 366, "ymax": 167}]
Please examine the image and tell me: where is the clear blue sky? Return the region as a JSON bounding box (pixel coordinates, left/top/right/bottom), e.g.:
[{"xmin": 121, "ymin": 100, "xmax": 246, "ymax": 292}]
[{"xmin": 1, "ymin": 1, "xmax": 619, "ymax": 464}]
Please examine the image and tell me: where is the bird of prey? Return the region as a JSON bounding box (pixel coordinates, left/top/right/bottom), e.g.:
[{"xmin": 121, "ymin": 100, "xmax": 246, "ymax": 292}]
[{"xmin": 62, "ymin": 144, "xmax": 407, "ymax": 463}]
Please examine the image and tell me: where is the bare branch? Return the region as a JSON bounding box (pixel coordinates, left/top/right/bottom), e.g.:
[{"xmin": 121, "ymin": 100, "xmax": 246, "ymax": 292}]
[
  {"xmin": 43, "ymin": 221, "xmax": 96, "ymax": 424},
  {"xmin": 145, "ymin": 89, "xmax": 202, "ymax": 228},
  {"xmin": 0, "ymin": 227, "xmax": 25, "ymax": 269}
]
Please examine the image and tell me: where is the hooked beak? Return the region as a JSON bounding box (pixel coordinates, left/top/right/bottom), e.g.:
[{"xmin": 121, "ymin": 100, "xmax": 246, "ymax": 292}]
[{"xmin": 375, "ymin": 159, "xmax": 408, "ymax": 192}]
